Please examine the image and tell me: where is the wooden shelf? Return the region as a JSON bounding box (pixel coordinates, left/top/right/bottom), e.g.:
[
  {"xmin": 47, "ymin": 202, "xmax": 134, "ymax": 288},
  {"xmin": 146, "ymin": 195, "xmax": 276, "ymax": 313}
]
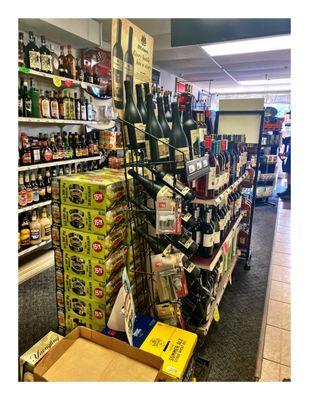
[
  {"xmin": 18, "ymin": 239, "xmax": 52, "ymax": 258},
  {"xmin": 192, "ymin": 172, "xmax": 248, "ymax": 206},
  {"xmin": 194, "ymin": 254, "xmax": 239, "ymax": 336},
  {"xmin": 18, "ymin": 155, "xmax": 101, "ymax": 172},
  {"xmin": 18, "ymin": 200, "xmax": 52, "ymax": 214},
  {"xmin": 191, "ymin": 212, "xmax": 243, "ymax": 271},
  {"xmin": 19, "ymin": 249, "xmax": 54, "ymax": 285}
]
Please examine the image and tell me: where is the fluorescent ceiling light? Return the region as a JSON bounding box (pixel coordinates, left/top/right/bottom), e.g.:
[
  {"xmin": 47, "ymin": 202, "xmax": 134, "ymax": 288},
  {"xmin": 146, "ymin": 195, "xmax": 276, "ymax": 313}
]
[
  {"xmin": 239, "ymin": 78, "xmax": 291, "ymax": 86},
  {"xmin": 211, "ymin": 84, "xmax": 291, "ymax": 94},
  {"xmin": 201, "ymin": 35, "xmax": 291, "ymax": 56}
]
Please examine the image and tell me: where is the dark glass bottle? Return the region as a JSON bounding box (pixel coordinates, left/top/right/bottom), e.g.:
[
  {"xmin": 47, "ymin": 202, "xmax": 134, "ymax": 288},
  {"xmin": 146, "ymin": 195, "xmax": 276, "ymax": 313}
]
[
  {"xmin": 135, "ymin": 227, "xmax": 166, "ymax": 254},
  {"xmin": 124, "ymin": 27, "xmax": 134, "ymax": 92},
  {"xmin": 163, "ymin": 93, "xmax": 172, "ymax": 122},
  {"xmin": 112, "ymin": 19, "xmax": 124, "ymax": 109},
  {"xmin": 212, "ymin": 141, "xmax": 221, "ymax": 197},
  {"xmin": 212, "ymin": 206, "xmax": 221, "ymax": 249},
  {"xmin": 39, "ymin": 36, "xmax": 52, "ymax": 74},
  {"xmin": 136, "ymin": 84, "xmax": 148, "ymax": 124},
  {"xmin": 123, "ymin": 80, "xmax": 143, "ymax": 149},
  {"xmin": 25, "ymin": 31, "xmax": 41, "ymax": 71},
  {"xmin": 157, "ymin": 95, "xmax": 172, "ymax": 142},
  {"xmin": 200, "ymin": 207, "xmax": 214, "ymax": 258},
  {"xmin": 192, "ymin": 206, "xmax": 202, "ymax": 253},
  {"xmin": 44, "ymin": 169, "xmax": 52, "ymax": 200},
  {"xmin": 37, "ymin": 173, "xmax": 46, "ymax": 201},
  {"xmin": 18, "ymin": 32, "xmax": 25, "ymax": 67},
  {"xmin": 170, "ymin": 102, "xmax": 190, "ymax": 174},
  {"xmin": 22, "ymin": 81, "xmax": 32, "ymax": 118},
  {"xmin": 128, "ymin": 169, "xmax": 164, "ymax": 199},
  {"xmin": 216, "ymin": 140, "xmax": 225, "ymax": 194},
  {"xmin": 183, "ymin": 102, "xmax": 199, "ymax": 159}
]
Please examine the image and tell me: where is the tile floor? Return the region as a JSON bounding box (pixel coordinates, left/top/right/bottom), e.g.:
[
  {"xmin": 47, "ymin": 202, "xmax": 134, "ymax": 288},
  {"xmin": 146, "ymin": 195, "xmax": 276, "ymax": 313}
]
[{"xmin": 259, "ymin": 198, "xmax": 291, "ymax": 381}]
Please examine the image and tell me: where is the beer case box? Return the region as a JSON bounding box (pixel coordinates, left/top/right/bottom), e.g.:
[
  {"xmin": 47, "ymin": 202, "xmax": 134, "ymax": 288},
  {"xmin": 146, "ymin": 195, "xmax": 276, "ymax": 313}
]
[
  {"xmin": 60, "ymin": 225, "xmax": 127, "ymax": 260},
  {"xmin": 66, "ymin": 313, "xmax": 105, "ymax": 333},
  {"xmin": 63, "ymin": 246, "xmax": 127, "ymax": 284},
  {"xmin": 19, "ymin": 331, "xmax": 63, "ymax": 381},
  {"xmin": 64, "ymin": 273, "xmax": 106, "ymax": 304},
  {"xmin": 65, "ymin": 293, "xmax": 106, "ymax": 326},
  {"xmin": 33, "ymin": 326, "xmax": 163, "ymax": 382},
  {"xmin": 140, "ymin": 321, "xmax": 198, "ymax": 382},
  {"xmin": 61, "ymin": 203, "xmax": 127, "ymax": 235},
  {"xmin": 60, "ymin": 171, "xmax": 129, "ymax": 211}
]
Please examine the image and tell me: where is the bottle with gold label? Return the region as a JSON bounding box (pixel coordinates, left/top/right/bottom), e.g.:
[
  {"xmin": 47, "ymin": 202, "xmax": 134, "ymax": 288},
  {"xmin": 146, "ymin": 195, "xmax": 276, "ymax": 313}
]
[
  {"xmin": 40, "ymin": 208, "xmax": 51, "ymax": 241},
  {"xmin": 30, "ymin": 211, "xmax": 42, "ymax": 245},
  {"xmin": 20, "ymin": 214, "xmax": 31, "ymax": 249}
]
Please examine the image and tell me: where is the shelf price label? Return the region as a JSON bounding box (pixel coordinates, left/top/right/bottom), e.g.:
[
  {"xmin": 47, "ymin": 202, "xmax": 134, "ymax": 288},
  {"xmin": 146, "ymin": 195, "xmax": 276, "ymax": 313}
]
[
  {"xmin": 213, "ymin": 307, "xmax": 220, "ymax": 322},
  {"xmin": 53, "ymin": 76, "xmax": 62, "ymax": 87},
  {"xmin": 64, "ymin": 79, "xmax": 73, "ymax": 88},
  {"xmin": 19, "ymin": 66, "xmax": 30, "ymax": 74}
]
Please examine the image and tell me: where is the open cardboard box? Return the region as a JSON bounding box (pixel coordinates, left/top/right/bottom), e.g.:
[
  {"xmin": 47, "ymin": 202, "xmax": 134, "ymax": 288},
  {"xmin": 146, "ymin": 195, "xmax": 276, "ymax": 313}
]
[{"xmin": 33, "ymin": 326, "xmax": 163, "ymax": 382}]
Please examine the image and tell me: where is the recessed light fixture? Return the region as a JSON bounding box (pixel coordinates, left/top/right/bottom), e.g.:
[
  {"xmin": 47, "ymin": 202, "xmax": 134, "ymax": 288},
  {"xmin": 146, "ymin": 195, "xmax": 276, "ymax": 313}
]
[
  {"xmin": 201, "ymin": 35, "xmax": 291, "ymax": 56},
  {"xmin": 238, "ymin": 78, "xmax": 291, "ymax": 86}
]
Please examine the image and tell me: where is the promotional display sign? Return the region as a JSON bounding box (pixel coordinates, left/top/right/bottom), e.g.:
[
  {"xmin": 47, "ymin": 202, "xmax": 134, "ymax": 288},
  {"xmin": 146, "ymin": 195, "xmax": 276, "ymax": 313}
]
[{"xmin": 111, "ymin": 18, "xmax": 154, "ymax": 113}]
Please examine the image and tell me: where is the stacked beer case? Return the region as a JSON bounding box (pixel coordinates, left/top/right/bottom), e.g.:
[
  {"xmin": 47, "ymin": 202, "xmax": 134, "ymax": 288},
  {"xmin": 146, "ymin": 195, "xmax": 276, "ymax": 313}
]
[{"xmin": 52, "ymin": 168, "xmax": 131, "ymax": 335}]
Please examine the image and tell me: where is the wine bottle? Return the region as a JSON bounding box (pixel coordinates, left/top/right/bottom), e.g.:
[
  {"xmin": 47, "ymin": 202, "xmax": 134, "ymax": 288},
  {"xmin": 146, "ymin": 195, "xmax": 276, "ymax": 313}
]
[
  {"xmin": 135, "ymin": 226, "xmax": 166, "ymax": 254},
  {"xmin": 200, "ymin": 207, "xmax": 214, "ymax": 258},
  {"xmin": 212, "ymin": 206, "xmax": 221, "ymax": 249},
  {"xmin": 145, "ymin": 165, "xmax": 196, "ymax": 203},
  {"xmin": 170, "ymin": 102, "xmax": 190, "ymax": 174},
  {"xmin": 163, "ymin": 93, "xmax": 172, "ymax": 122},
  {"xmin": 145, "ymin": 93, "xmax": 168, "ymax": 163},
  {"xmin": 136, "ymin": 84, "xmax": 147, "ymax": 124},
  {"xmin": 183, "ymin": 102, "xmax": 200, "ymax": 159},
  {"xmin": 157, "ymin": 95, "xmax": 172, "ymax": 140},
  {"xmin": 112, "ymin": 19, "xmax": 124, "ymax": 109},
  {"xmin": 124, "ymin": 27, "xmax": 134, "ymax": 92},
  {"xmin": 128, "ymin": 169, "xmax": 165, "ymax": 199},
  {"xmin": 123, "ymin": 80, "xmax": 143, "ymax": 149}
]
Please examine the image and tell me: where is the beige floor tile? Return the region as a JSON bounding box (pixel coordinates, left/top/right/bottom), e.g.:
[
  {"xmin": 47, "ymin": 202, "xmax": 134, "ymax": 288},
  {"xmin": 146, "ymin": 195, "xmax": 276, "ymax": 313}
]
[
  {"xmin": 280, "ymin": 365, "xmax": 291, "ymax": 381},
  {"xmin": 276, "ymin": 226, "xmax": 290, "ymax": 234},
  {"xmin": 281, "ymin": 330, "xmax": 291, "ymax": 366},
  {"xmin": 272, "ymin": 265, "xmax": 291, "ymax": 283},
  {"xmin": 263, "ymin": 325, "xmax": 281, "ymax": 363},
  {"xmin": 271, "ymin": 252, "xmax": 291, "ymax": 268},
  {"xmin": 275, "ymin": 233, "xmax": 290, "ymax": 244},
  {"xmin": 273, "ymin": 242, "xmax": 290, "ymax": 255},
  {"xmin": 267, "ymin": 299, "xmax": 291, "ymax": 330},
  {"xmin": 260, "ymin": 359, "xmax": 280, "ymax": 381},
  {"xmin": 270, "ymin": 280, "xmax": 290, "ymax": 304}
]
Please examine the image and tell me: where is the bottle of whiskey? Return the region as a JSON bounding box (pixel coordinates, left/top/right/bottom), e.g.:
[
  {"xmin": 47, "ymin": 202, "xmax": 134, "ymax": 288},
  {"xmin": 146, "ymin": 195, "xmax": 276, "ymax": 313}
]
[
  {"xmin": 58, "ymin": 45, "xmax": 68, "ymax": 77},
  {"xmin": 50, "ymin": 44, "xmax": 59, "ymax": 75},
  {"xmin": 40, "ymin": 36, "xmax": 52, "ymax": 74},
  {"xmin": 25, "ymin": 31, "xmax": 41, "ymax": 71},
  {"xmin": 66, "ymin": 45, "xmax": 76, "ymax": 80}
]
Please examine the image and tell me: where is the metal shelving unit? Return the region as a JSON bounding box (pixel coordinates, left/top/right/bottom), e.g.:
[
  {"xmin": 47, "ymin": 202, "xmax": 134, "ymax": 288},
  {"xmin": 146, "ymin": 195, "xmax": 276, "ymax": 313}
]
[
  {"xmin": 18, "ymin": 199, "xmax": 52, "ymax": 214},
  {"xmin": 18, "ymin": 155, "xmax": 101, "ymax": 172},
  {"xmin": 18, "ymin": 239, "xmax": 52, "ymax": 258}
]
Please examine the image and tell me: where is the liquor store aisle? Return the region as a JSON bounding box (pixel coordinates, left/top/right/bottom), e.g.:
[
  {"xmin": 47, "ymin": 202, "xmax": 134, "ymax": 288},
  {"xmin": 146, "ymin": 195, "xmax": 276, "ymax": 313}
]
[{"xmin": 200, "ymin": 196, "xmax": 278, "ymax": 381}]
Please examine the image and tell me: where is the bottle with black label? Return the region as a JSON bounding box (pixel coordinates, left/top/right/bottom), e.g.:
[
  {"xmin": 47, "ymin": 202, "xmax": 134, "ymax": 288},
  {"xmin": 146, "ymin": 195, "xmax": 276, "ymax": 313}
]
[
  {"xmin": 112, "ymin": 19, "xmax": 124, "ymax": 109},
  {"xmin": 39, "ymin": 36, "xmax": 52, "ymax": 74},
  {"xmin": 25, "ymin": 31, "xmax": 41, "ymax": 71},
  {"xmin": 20, "ymin": 214, "xmax": 31, "ymax": 249},
  {"xmin": 37, "ymin": 173, "xmax": 46, "ymax": 202},
  {"xmin": 22, "ymin": 81, "xmax": 32, "ymax": 118},
  {"xmin": 200, "ymin": 207, "xmax": 214, "ymax": 258},
  {"xmin": 170, "ymin": 102, "xmax": 190, "ymax": 174},
  {"xmin": 123, "ymin": 80, "xmax": 143, "ymax": 149},
  {"xmin": 183, "ymin": 102, "xmax": 199, "ymax": 160},
  {"xmin": 124, "ymin": 26, "xmax": 134, "ymax": 92},
  {"xmin": 135, "ymin": 84, "xmax": 147, "ymax": 124},
  {"xmin": 30, "ymin": 211, "xmax": 42, "ymax": 245},
  {"xmin": 163, "ymin": 93, "xmax": 172, "ymax": 122},
  {"xmin": 45, "ymin": 169, "xmax": 52, "ymax": 200},
  {"xmin": 212, "ymin": 206, "xmax": 221, "ymax": 249}
]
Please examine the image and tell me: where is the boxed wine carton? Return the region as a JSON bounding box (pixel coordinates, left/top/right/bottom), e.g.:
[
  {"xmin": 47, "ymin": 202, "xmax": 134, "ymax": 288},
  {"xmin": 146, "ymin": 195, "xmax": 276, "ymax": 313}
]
[
  {"xmin": 60, "ymin": 225, "xmax": 127, "ymax": 259},
  {"xmin": 61, "ymin": 203, "xmax": 127, "ymax": 235},
  {"xmin": 140, "ymin": 321, "xmax": 198, "ymax": 381},
  {"xmin": 19, "ymin": 331, "xmax": 63, "ymax": 381},
  {"xmin": 33, "ymin": 326, "xmax": 163, "ymax": 382}
]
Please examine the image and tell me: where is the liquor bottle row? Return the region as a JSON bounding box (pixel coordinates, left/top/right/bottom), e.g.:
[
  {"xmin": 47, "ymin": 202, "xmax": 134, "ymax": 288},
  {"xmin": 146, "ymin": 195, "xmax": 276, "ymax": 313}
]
[
  {"xmin": 19, "ymin": 131, "xmax": 100, "ymax": 166},
  {"xmin": 18, "ymin": 161, "xmax": 100, "ymax": 208},
  {"xmin": 18, "ymin": 78, "xmax": 97, "ymax": 121},
  {"xmin": 18, "ymin": 208, "xmax": 52, "ymax": 251},
  {"xmin": 19, "ymin": 31, "xmax": 99, "ymax": 84}
]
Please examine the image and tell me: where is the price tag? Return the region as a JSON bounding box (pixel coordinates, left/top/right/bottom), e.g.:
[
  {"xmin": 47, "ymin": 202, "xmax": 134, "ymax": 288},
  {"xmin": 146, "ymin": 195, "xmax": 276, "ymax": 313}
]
[
  {"xmin": 64, "ymin": 79, "xmax": 73, "ymax": 88},
  {"xmin": 19, "ymin": 66, "xmax": 30, "ymax": 74},
  {"xmin": 53, "ymin": 76, "xmax": 62, "ymax": 87},
  {"xmin": 196, "ymin": 161, "xmax": 202, "ymax": 170},
  {"xmin": 222, "ymin": 242, "xmax": 229, "ymax": 255},
  {"xmin": 81, "ymin": 81, "xmax": 88, "ymax": 89},
  {"xmin": 213, "ymin": 307, "xmax": 220, "ymax": 322}
]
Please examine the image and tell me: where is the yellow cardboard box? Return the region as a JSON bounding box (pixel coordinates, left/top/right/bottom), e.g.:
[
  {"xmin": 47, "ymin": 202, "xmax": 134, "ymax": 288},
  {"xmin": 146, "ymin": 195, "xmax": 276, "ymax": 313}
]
[
  {"xmin": 140, "ymin": 321, "xmax": 198, "ymax": 381},
  {"xmin": 64, "ymin": 273, "xmax": 106, "ymax": 303},
  {"xmin": 65, "ymin": 293, "xmax": 105, "ymax": 327}
]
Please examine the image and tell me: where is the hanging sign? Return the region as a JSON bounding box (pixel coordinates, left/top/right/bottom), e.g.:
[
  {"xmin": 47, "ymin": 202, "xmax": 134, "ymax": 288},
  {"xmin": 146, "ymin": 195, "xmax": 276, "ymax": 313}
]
[
  {"xmin": 64, "ymin": 79, "xmax": 73, "ymax": 88},
  {"xmin": 111, "ymin": 18, "xmax": 154, "ymax": 114},
  {"xmin": 52, "ymin": 76, "xmax": 62, "ymax": 88}
]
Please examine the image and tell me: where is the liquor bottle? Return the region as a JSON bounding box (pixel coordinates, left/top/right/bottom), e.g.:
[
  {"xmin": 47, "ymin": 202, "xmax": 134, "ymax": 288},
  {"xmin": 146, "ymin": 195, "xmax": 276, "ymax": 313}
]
[
  {"xmin": 40, "ymin": 91, "xmax": 51, "ymax": 119},
  {"xmin": 25, "ymin": 31, "xmax": 41, "ymax": 71},
  {"xmin": 30, "ymin": 211, "xmax": 42, "ymax": 245},
  {"xmin": 28, "ymin": 79, "xmax": 40, "ymax": 118},
  {"xmin": 87, "ymin": 132, "xmax": 94, "ymax": 156},
  {"xmin": 204, "ymin": 107, "xmax": 213, "ymax": 135},
  {"xmin": 41, "ymin": 134, "xmax": 53, "ymax": 163},
  {"xmin": 183, "ymin": 102, "xmax": 199, "ymax": 159},
  {"xmin": 212, "ymin": 206, "xmax": 221, "ymax": 249},
  {"xmin": 50, "ymin": 44, "xmax": 59, "ymax": 75},
  {"xmin": 39, "ymin": 36, "xmax": 52, "ymax": 74},
  {"xmin": 123, "ymin": 80, "xmax": 143, "ymax": 149},
  {"xmin": 58, "ymin": 46, "xmax": 68, "ymax": 77},
  {"xmin": 145, "ymin": 93, "xmax": 167, "ymax": 163},
  {"xmin": 192, "ymin": 206, "xmax": 202, "ymax": 252},
  {"xmin": 170, "ymin": 102, "xmax": 190, "ymax": 174},
  {"xmin": 196, "ymin": 136, "xmax": 214, "ymax": 199},
  {"xmin": 135, "ymin": 227, "xmax": 167, "ymax": 254},
  {"xmin": 18, "ymin": 32, "xmax": 25, "ymax": 67},
  {"xmin": 145, "ymin": 166, "xmax": 195, "ymax": 203},
  {"xmin": 50, "ymin": 133, "xmax": 58, "ymax": 160},
  {"xmin": 212, "ymin": 141, "xmax": 221, "ymax": 197},
  {"xmin": 93, "ymin": 132, "xmax": 99, "ymax": 155},
  {"xmin": 74, "ymin": 133, "xmax": 82, "ymax": 158},
  {"xmin": 164, "ymin": 229, "xmax": 198, "ymax": 258},
  {"xmin": 163, "ymin": 93, "xmax": 172, "ymax": 123},
  {"xmin": 40, "ymin": 208, "xmax": 51, "ymax": 241},
  {"xmin": 22, "ymin": 81, "xmax": 32, "ymax": 118},
  {"xmin": 45, "ymin": 169, "xmax": 52, "ymax": 200},
  {"xmin": 241, "ymin": 196, "xmax": 251, "ymax": 224},
  {"xmin": 51, "ymin": 168, "xmax": 60, "ymax": 200},
  {"xmin": 238, "ymin": 226, "xmax": 249, "ymax": 249},
  {"xmin": 124, "ymin": 26, "xmax": 134, "ymax": 92},
  {"xmin": 87, "ymin": 97, "xmax": 93, "ymax": 121},
  {"xmin": 112, "ymin": 19, "xmax": 124, "ymax": 109},
  {"xmin": 29, "ymin": 137, "xmax": 41, "ymax": 164},
  {"xmin": 200, "ymin": 207, "xmax": 214, "ymax": 258},
  {"xmin": 136, "ymin": 84, "xmax": 148, "ymax": 124},
  {"xmin": 18, "ymin": 78, "xmax": 24, "ymax": 117},
  {"xmin": 216, "ymin": 141, "xmax": 225, "ymax": 194},
  {"xmin": 80, "ymin": 96, "xmax": 87, "ymax": 121},
  {"xmin": 50, "ymin": 91, "xmax": 59, "ymax": 119},
  {"xmin": 74, "ymin": 93, "xmax": 81, "ymax": 121},
  {"xmin": 217, "ymin": 204, "xmax": 226, "ymax": 242},
  {"xmin": 69, "ymin": 92, "xmax": 76, "ymax": 120},
  {"xmin": 30, "ymin": 172, "xmax": 39, "ymax": 204},
  {"xmin": 18, "ymin": 174, "xmax": 27, "ymax": 208},
  {"xmin": 66, "ymin": 45, "xmax": 76, "ymax": 79},
  {"xmin": 76, "ymin": 58, "xmax": 84, "ymax": 81},
  {"xmin": 24, "ymin": 173, "xmax": 33, "ymax": 207},
  {"xmin": 20, "ymin": 214, "xmax": 31, "ymax": 249},
  {"xmin": 228, "ymin": 139, "xmax": 236, "ymax": 185},
  {"xmin": 157, "ymin": 95, "xmax": 172, "ymax": 144},
  {"xmin": 37, "ymin": 173, "xmax": 46, "ymax": 201},
  {"xmin": 220, "ymin": 139, "xmax": 230, "ymax": 190},
  {"xmin": 20, "ymin": 132, "xmax": 31, "ymax": 165}
]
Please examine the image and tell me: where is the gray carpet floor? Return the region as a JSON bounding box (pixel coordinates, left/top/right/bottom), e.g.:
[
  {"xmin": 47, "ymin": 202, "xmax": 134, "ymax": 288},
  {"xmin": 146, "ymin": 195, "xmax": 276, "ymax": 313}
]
[{"xmin": 201, "ymin": 197, "xmax": 278, "ymax": 381}]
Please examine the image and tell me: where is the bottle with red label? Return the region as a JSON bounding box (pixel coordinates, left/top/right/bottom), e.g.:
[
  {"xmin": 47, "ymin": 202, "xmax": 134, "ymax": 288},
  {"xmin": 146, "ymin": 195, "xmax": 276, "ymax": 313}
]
[
  {"xmin": 18, "ymin": 174, "xmax": 27, "ymax": 208},
  {"xmin": 20, "ymin": 132, "xmax": 32, "ymax": 166},
  {"xmin": 41, "ymin": 133, "xmax": 53, "ymax": 162}
]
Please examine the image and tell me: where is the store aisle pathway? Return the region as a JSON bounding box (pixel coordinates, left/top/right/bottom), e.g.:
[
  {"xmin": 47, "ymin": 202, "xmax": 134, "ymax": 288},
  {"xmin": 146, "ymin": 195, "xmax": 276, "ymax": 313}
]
[{"xmin": 258, "ymin": 199, "xmax": 291, "ymax": 381}]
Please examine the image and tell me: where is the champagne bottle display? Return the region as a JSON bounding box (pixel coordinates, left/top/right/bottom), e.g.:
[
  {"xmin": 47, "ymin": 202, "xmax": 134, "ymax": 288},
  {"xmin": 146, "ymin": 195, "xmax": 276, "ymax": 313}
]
[
  {"xmin": 163, "ymin": 94, "xmax": 172, "ymax": 122},
  {"xmin": 113, "ymin": 19, "xmax": 124, "ymax": 109},
  {"xmin": 136, "ymin": 84, "xmax": 148, "ymax": 124},
  {"xmin": 123, "ymin": 80, "xmax": 143, "ymax": 149},
  {"xmin": 183, "ymin": 102, "xmax": 200, "ymax": 159},
  {"xmin": 124, "ymin": 27, "xmax": 134, "ymax": 92},
  {"xmin": 170, "ymin": 102, "xmax": 190, "ymax": 174}
]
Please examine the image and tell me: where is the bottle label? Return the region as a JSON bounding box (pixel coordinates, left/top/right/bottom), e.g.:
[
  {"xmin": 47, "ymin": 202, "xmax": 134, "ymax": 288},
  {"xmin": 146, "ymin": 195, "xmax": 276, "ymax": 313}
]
[
  {"xmin": 30, "ymin": 228, "xmax": 40, "ymax": 241},
  {"xmin": 43, "ymin": 149, "xmax": 53, "ymax": 162},
  {"xmin": 81, "ymin": 105, "xmax": 87, "ymax": 121},
  {"xmin": 134, "ymin": 123, "xmax": 146, "ymax": 142},
  {"xmin": 219, "ymin": 219, "xmax": 225, "ymax": 231},
  {"xmin": 32, "ymin": 148, "xmax": 41, "ymax": 162},
  {"xmin": 124, "ymin": 62, "xmax": 133, "ymax": 80},
  {"xmin": 214, "ymin": 230, "xmax": 220, "ymax": 244},
  {"xmin": 41, "ymin": 99, "xmax": 50, "ymax": 118},
  {"xmin": 196, "ymin": 231, "xmax": 201, "ymax": 244},
  {"xmin": 208, "ymin": 167, "xmax": 216, "ymax": 189},
  {"xmin": 60, "ymin": 102, "xmax": 65, "ymax": 119},
  {"xmin": 25, "ymin": 99, "xmax": 32, "ymax": 113},
  {"xmin": 50, "ymin": 100, "xmax": 59, "ymax": 119},
  {"xmin": 18, "ymin": 98, "xmax": 23, "ymax": 113},
  {"xmin": 168, "ymin": 122, "xmax": 173, "ymax": 130},
  {"xmin": 38, "ymin": 187, "xmax": 46, "ymax": 197},
  {"xmin": 162, "ymin": 174, "xmax": 189, "ymax": 197},
  {"xmin": 26, "ymin": 188, "xmax": 33, "ymax": 204},
  {"xmin": 46, "ymin": 185, "xmax": 52, "ymax": 194},
  {"xmin": 174, "ymin": 147, "xmax": 190, "ymax": 169},
  {"xmin": 20, "ymin": 228, "xmax": 30, "ymax": 245},
  {"xmin": 19, "ymin": 191, "xmax": 27, "ymax": 207},
  {"xmin": 32, "ymin": 189, "xmax": 39, "ymax": 203},
  {"xmin": 113, "ymin": 57, "xmax": 123, "ymax": 103},
  {"xmin": 41, "ymin": 54, "xmax": 52, "ymax": 73},
  {"xmin": 203, "ymin": 233, "xmax": 214, "ymax": 247},
  {"xmin": 43, "ymin": 225, "xmax": 51, "ymax": 237},
  {"xmin": 182, "ymin": 237, "xmax": 194, "ymax": 249},
  {"xmin": 190, "ymin": 129, "xmax": 200, "ymax": 158},
  {"xmin": 29, "ymin": 50, "xmax": 41, "ymax": 70},
  {"xmin": 52, "ymin": 203, "xmax": 61, "ymax": 223},
  {"xmin": 158, "ymin": 138, "xmax": 169, "ymax": 159},
  {"xmin": 22, "ymin": 152, "xmax": 31, "ymax": 165},
  {"xmin": 182, "ymin": 213, "xmax": 191, "ymax": 223}
]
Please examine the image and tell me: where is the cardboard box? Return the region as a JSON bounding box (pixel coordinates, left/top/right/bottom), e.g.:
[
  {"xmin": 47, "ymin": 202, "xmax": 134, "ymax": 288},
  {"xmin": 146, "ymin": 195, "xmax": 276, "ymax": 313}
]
[
  {"xmin": 65, "ymin": 293, "xmax": 106, "ymax": 326},
  {"xmin": 20, "ymin": 331, "xmax": 63, "ymax": 381},
  {"xmin": 64, "ymin": 273, "xmax": 106, "ymax": 303},
  {"xmin": 140, "ymin": 321, "xmax": 198, "ymax": 381},
  {"xmin": 63, "ymin": 247, "xmax": 127, "ymax": 283},
  {"xmin": 60, "ymin": 172, "xmax": 127, "ymax": 210},
  {"xmin": 66, "ymin": 313, "xmax": 104, "ymax": 332},
  {"xmin": 33, "ymin": 326, "xmax": 163, "ymax": 381},
  {"xmin": 61, "ymin": 203, "xmax": 127, "ymax": 235},
  {"xmin": 60, "ymin": 226, "xmax": 127, "ymax": 259}
]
